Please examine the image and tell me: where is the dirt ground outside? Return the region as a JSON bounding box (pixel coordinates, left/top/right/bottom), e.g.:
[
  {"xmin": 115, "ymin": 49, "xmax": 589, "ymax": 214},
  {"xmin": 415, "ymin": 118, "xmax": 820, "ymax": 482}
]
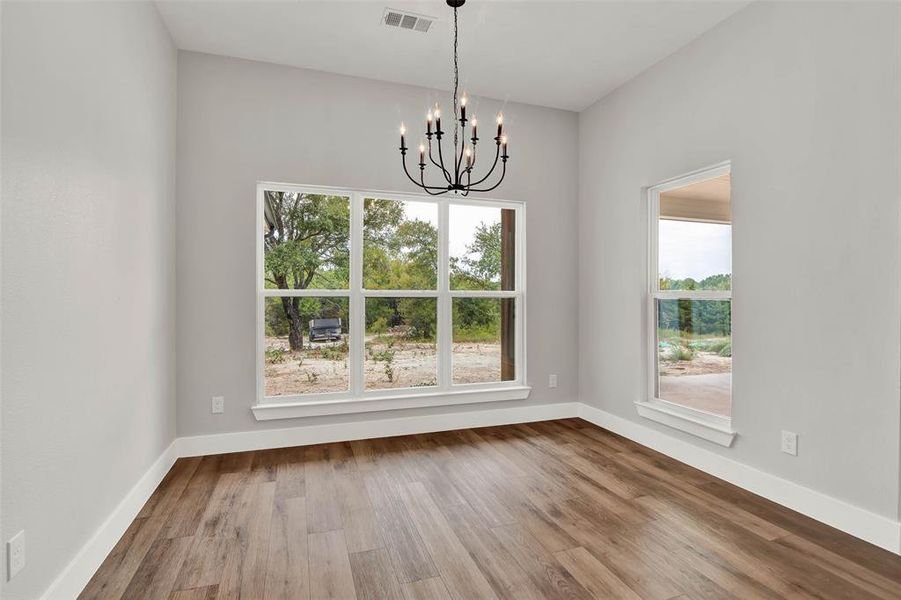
[
  {"xmin": 659, "ymin": 351, "xmax": 731, "ymax": 377},
  {"xmin": 658, "ymin": 349, "xmax": 732, "ymax": 416},
  {"xmin": 264, "ymin": 335, "xmax": 503, "ymax": 396}
]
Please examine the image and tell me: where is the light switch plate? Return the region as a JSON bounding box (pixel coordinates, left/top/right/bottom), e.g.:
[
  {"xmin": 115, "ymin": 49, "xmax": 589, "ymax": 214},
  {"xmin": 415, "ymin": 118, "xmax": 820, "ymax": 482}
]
[{"xmin": 548, "ymin": 374, "xmax": 558, "ymax": 388}]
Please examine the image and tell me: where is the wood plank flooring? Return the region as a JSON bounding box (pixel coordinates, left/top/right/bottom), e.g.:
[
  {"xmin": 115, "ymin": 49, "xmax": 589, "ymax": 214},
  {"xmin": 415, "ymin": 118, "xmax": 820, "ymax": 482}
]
[{"xmin": 81, "ymin": 419, "xmax": 901, "ymax": 599}]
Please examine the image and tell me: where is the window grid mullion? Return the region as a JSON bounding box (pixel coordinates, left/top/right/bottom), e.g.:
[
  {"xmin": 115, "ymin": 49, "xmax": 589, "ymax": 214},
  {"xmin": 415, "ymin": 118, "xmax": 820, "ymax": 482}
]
[
  {"xmin": 262, "ymin": 289, "xmax": 351, "ymax": 297},
  {"xmin": 651, "ymin": 290, "xmax": 732, "ymax": 301},
  {"xmin": 350, "ymin": 192, "xmax": 364, "ymax": 397},
  {"xmin": 362, "ymin": 289, "xmax": 440, "ymax": 298},
  {"xmin": 438, "ymin": 199, "xmax": 451, "ymax": 391}
]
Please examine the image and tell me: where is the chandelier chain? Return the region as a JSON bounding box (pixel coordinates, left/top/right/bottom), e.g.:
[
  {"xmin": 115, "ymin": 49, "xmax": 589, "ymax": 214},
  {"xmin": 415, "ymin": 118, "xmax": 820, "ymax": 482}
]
[{"xmin": 453, "ymin": 6, "xmax": 459, "ymax": 150}]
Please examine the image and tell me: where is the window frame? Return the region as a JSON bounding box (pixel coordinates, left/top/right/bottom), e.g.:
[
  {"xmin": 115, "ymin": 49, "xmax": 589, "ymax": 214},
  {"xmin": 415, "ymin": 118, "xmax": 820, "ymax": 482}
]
[
  {"xmin": 640, "ymin": 162, "xmax": 737, "ymax": 447},
  {"xmin": 253, "ymin": 181, "xmax": 528, "ymax": 420}
]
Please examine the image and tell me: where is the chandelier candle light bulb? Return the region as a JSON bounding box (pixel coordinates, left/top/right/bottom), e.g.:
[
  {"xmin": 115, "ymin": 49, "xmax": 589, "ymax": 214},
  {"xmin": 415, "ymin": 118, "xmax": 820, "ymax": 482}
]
[{"xmin": 397, "ymin": 0, "xmax": 509, "ymax": 195}]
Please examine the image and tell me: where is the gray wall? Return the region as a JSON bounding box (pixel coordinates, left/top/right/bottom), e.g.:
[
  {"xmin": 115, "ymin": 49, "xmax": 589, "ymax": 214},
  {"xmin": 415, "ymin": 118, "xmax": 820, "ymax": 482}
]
[
  {"xmin": 1, "ymin": 3, "xmax": 177, "ymax": 598},
  {"xmin": 578, "ymin": 1, "xmax": 901, "ymax": 519},
  {"xmin": 176, "ymin": 52, "xmax": 579, "ymax": 436}
]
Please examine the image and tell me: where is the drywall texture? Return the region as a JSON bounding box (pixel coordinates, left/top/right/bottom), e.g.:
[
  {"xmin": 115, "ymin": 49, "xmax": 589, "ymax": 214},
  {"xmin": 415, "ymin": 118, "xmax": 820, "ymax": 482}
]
[
  {"xmin": 579, "ymin": 1, "xmax": 901, "ymax": 519},
  {"xmin": 176, "ymin": 52, "xmax": 578, "ymax": 436},
  {"xmin": 1, "ymin": 3, "xmax": 177, "ymax": 598}
]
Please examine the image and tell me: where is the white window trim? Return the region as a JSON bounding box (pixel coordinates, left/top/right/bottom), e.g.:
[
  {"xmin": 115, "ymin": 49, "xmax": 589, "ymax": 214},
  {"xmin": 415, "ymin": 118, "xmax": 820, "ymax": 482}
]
[
  {"xmin": 642, "ymin": 162, "xmax": 737, "ymax": 447},
  {"xmin": 254, "ymin": 182, "xmax": 529, "ymax": 421}
]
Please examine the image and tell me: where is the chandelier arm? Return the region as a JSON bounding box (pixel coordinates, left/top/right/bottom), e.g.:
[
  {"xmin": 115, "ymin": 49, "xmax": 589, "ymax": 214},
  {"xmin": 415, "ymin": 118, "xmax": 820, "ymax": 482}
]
[
  {"xmin": 427, "ymin": 139, "xmax": 452, "ymax": 184},
  {"xmin": 466, "ymin": 161, "xmax": 507, "ymax": 193},
  {"xmin": 420, "ymin": 170, "xmax": 450, "ymax": 196},
  {"xmin": 402, "ymin": 153, "xmax": 451, "ymax": 192},
  {"xmin": 461, "ymin": 166, "xmax": 472, "ymax": 196},
  {"xmin": 467, "ymin": 143, "xmax": 501, "ymax": 187}
]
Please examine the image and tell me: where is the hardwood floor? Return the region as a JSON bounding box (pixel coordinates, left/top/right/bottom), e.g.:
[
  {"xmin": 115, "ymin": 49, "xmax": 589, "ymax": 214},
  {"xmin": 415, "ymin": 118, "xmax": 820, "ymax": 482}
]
[{"xmin": 80, "ymin": 419, "xmax": 901, "ymax": 599}]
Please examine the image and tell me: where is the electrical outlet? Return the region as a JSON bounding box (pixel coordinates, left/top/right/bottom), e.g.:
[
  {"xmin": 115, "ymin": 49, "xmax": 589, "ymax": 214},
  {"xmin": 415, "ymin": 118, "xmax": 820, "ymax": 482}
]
[
  {"xmin": 548, "ymin": 374, "xmax": 558, "ymax": 388},
  {"xmin": 781, "ymin": 430, "xmax": 798, "ymax": 456},
  {"xmin": 7, "ymin": 530, "xmax": 25, "ymax": 580},
  {"xmin": 211, "ymin": 396, "xmax": 224, "ymax": 414}
]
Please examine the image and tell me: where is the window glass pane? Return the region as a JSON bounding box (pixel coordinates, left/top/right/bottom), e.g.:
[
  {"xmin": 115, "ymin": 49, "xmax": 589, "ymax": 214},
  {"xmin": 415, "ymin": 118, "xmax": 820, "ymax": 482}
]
[
  {"xmin": 658, "ymin": 219, "xmax": 731, "ymax": 291},
  {"xmin": 656, "ymin": 299, "xmax": 731, "ymax": 417},
  {"xmin": 264, "ymin": 296, "xmax": 349, "ymax": 396},
  {"xmin": 450, "ymin": 205, "xmax": 515, "ymax": 291},
  {"xmin": 263, "ymin": 191, "xmax": 350, "ymax": 290},
  {"xmin": 364, "ymin": 297, "xmax": 437, "ymax": 390},
  {"xmin": 363, "ymin": 198, "xmax": 438, "ymax": 290},
  {"xmin": 452, "ymin": 298, "xmax": 515, "ymax": 384}
]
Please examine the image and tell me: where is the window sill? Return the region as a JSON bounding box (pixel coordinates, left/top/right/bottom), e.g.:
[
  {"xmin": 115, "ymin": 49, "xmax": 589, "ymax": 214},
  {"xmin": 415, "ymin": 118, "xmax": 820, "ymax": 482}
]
[
  {"xmin": 635, "ymin": 399, "xmax": 737, "ymax": 447},
  {"xmin": 252, "ymin": 385, "xmax": 532, "ymax": 421}
]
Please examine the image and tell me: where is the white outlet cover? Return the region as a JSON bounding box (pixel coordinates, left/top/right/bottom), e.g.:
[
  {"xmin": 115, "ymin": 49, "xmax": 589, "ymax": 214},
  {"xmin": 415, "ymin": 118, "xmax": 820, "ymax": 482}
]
[
  {"xmin": 212, "ymin": 396, "xmax": 224, "ymax": 414},
  {"xmin": 7, "ymin": 530, "xmax": 25, "ymax": 580},
  {"xmin": 781, "ymin": 430, "xmax": 798, "ymax": 456},
  {"xmin": 548, "ymin": 374, "xmax": 558, "ymax": 388}
]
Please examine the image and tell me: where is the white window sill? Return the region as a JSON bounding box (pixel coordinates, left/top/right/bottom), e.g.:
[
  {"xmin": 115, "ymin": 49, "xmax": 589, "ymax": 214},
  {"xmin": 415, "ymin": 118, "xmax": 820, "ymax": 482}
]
[
  {"xmin": 635, "ymin": 399, "xmax": 737, "ymax": 447},
  {"xmin": 252, "ymin": 385, "xmax": 532, "ymax": 421}
]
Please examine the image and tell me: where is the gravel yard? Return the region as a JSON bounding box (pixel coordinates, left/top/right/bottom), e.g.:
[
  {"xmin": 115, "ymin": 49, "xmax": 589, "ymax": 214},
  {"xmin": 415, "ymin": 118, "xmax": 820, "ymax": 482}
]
[{"xmin": 264, "ymin": 336, "xmax": 503, "ymax": 396}]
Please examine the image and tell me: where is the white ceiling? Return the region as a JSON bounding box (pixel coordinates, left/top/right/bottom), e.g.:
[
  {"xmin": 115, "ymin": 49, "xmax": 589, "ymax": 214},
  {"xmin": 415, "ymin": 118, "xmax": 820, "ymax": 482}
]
[{"xmin": 156, "ymin": 1, "xmax": 748, "ymax": 112}]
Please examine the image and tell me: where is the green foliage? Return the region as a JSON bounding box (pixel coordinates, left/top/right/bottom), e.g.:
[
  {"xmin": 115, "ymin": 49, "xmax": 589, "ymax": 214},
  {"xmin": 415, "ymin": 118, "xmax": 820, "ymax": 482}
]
[
  {"xmin": 452, "ymin": 298, "xmax": 503, "ymax": 342},
  {"xmin": 657, "ymin": 298, "xmax": 731, "ymax": 336},
  {"xmin": 660, "ymin": 273, "xmax": 731, "ymax": 292},
  {"xmin": 451, "ymin": 221, "xmax": 502, "ymax": 290},
  {"xmin": 363, "ymin": 199, "xmax": 437, "ymax": 290},
  {"xmin": 264, "ymin": 192, "xmax": 353, "ymax": 290},
  {"xmin": 700, "ymin": 339, "xmax": 731, "ymax": 354},
  {"xmin": 452, "ymin": 324, "xmax": 500, "ymax": 343},
  {"xmin": 370, "ymin": 316, "xmax": 389, "ymax": 336},
  {"xmin": 398, "ymin": 297, "xmax": 436, "ymax": 340},
  {"xmin": 383, "ymin": 352, "xmax": 395, "ymax": 383},
  {"xmin": 365, "ymin": 298, "xmax": 436, "ymax": 342},
  {"xmin": 319, "ymin": 346, "xmax": 346, "ymax": 361},
  {"xmin": 667, "ymin": 345, "xmax": 696, "ymax": 361},
  {"xmin": 265, "ymin": 346, "xmax": 287, "ymax": 364},
  {"xmin": 370, "ymin": 348, "xmax": 395, "ymax": 362}
]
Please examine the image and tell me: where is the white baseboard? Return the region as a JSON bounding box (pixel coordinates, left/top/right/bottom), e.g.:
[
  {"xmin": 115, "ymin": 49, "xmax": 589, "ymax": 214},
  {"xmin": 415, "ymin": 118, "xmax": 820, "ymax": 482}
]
[
  {"xmin": 578, "ymin": 403, "xmax": 901, "ymax": 555},
  {"xmin": 43, "ymin": 399, "xmax": 901, "ymax": 599},
  {"xmin": 178, "ymin": 401, "xmax": 580, "ymax": 456},
  {"xmin": 39, "ymin": 440, "xmax": 180, "ymax": 600}
]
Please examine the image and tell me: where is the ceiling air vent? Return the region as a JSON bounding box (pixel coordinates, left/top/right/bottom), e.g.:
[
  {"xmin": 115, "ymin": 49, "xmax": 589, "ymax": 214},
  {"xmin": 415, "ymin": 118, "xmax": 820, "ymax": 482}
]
[{"xmin": 383, "ymin": 8, "xmax": 434, "ymax": 33}]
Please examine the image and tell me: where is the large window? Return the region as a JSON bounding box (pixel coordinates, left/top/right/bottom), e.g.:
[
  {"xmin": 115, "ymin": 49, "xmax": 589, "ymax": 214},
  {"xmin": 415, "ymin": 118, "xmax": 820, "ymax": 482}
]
[
  {"xmin": 646, "ymin": 164, "xmax": 733, "ymax": 441},
  {"xmin": 257, "ymin": 184, "xmax": 525, "ymax": 417}
]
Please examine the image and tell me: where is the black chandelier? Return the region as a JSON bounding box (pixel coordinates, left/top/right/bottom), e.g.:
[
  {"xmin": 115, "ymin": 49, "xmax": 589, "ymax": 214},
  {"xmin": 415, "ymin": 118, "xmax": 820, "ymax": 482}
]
[{"xmin": 399, "ymin": 0, "xmax": 508, "ymax": 196}]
